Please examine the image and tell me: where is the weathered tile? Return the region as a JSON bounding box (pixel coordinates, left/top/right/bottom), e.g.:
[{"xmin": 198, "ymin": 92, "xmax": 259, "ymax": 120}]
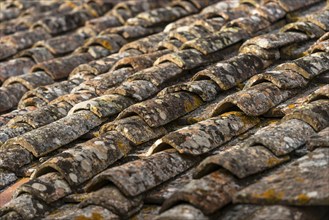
[
  {"xmin": 87, "ymin": 150, "xmax": 195, "ymax": 197},
  {"xmin": 210, "ymin": 83, "xmax": 294, "ymax": 116},
  {"xmin": 34, "ymin": 131, "xmax": 131, "ymax": 186},
  {"xmin": 0, "ymin": 193, "xmax": 49, "ymax": 220},
  {"xmin": 118, "ymin": 92, "xmax": 203, "ymax": 127},
  {"xmin": 235, "ymin": 148, "xmax": 329, "ymax": 206},
  {"xmin": 307, "ymin": 127, "xmax": 329, "ymax": 151},
  {"xmin": 161, "ymin": 171, "xmax": 240, "ymax": 215},
  {"xmin": 193, "ymin": 54, "xmax": 263, "ymax": 90},
  {"xmin": 101, "ymin": 116, "xmax": 167, "ymax": 145},
  {"xmin": 14, "ymin": 172, "xmax": 71, "ymax": 203},
  {"xmin": 156, "ymin": 204, "xmax": 209, "ymax": 220},
  {"xmin": 80, "ymin": 186, "xmax": 143, "ymax": 218},
  {"xmin": 4, "ymin": 110, "xmax": 103, "ymax": 157},
  {"xmin": 147, "ymin": 112, "xmax": 259, "ymax": 155},
  {"xmin": 159, "ymin": 80, "xmax": 220, "ymax": 102},
  {"xmin": 283, "ymin": 99, "xmax": 329, "ymax": 131},
  {"xmin": 195, "ymin": 145, "xmax": 289, "ymax": 179},
  {"xmin": 243, "ymin": 119, "xmax": 316, "ymax": 156}
]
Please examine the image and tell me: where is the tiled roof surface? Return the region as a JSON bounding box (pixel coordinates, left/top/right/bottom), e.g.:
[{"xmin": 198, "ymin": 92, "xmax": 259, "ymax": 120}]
[{"xmin": 0, "ymin": 0, "xmax": 328, "ymax": 219}]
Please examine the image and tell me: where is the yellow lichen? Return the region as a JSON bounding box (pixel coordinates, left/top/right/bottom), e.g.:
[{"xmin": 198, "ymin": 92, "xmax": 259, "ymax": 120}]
[
  {"xmin": 296, "ymin": 194, "xmax": 310, "ymax": 205},
  {"xmin": 287, "ymin": 104, "xmax": 297, "ymax": 109},
  {"xmin": 254, "ymin": 189, "xmax": 284, "ymax": 203},
  {"xmin": 267, "ymin": 156, "xmax": 289, "ymax": 166},
  {"xmin": 267, "ymin": 158, "xmax": 280, "ymax": 166},
  {"xmin": 65, "ymin": 1, "xmax": 78, "ymax": 9},
  {"xmin": 117, "ymin": 140, "xmax": 129, "ymax": 156},
  {"xmin": 295, "ymin": 177, "xmax": 305, "ymax": 183},
  {"xmin": 184, "ymin": 96, "xmax": 202, "ymax": 112},
  {"xmin": 100, "ymin": 40, "xmax": 113, "ymax": 50},
  {"xmin": 75, "ymin": 213, "xmax": 104, "ymax": 220}
]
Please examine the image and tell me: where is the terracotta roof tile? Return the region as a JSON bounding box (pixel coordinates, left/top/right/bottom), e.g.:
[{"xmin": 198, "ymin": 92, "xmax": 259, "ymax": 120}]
[{"xmin": 0, "ymin": 0, "xmax": 328, "ymax": 219}]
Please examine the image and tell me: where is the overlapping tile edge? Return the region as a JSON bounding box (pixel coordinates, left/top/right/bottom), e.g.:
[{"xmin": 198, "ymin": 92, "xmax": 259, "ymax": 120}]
[{"xmin": 0, "ymin": 0, "xmax": 328, "ymax": 219}]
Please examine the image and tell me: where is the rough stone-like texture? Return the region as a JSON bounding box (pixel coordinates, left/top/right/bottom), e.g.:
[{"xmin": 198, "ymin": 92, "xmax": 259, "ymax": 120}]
[
  {"xmin": 69, "ymin": 50, "xmax": 141, "ymax": 79},
  {"xmin": 307, "ymin": 127, "xmax": 329, "ymax": 151},
  {"xmin": 235, "ymin": 148, "xmax": 329, "ymax": 206},
  {"xmin": 193, "ymin": 54, "xmax": 264, "ymax": 90},
  {"xmin": 4, "ymin": 110, "xmax": 103, "ymax": 157},
  {"xmin": 108, "ymin": 79, "xmax": 158, "ymax": 101},
  {"xmin": 182, "ymin": 27, "xmax": 247, "ymax": 55},
  {"xmin": 120, "ymin": 32, "xmax": 167, "ymax": 53},
  {"xmin": 159, "ymin": 80, "xmax": 219, "ymax": 102},
  {"xmin": 305, "ymin": 84, "xmax": 329, "ymax": 102},
  {"xmin": 161, "ymin": 171, "xmax": 240, "ymax": 215},
  {"xmin": 101, "ymin": 116, "xmax": 167, "ymax": 145},
  {"xmin": 34, "ymin": 131, "xmax": 132, "ymax": 186},
  {"xmin": 244, "ymin": 69, "xmax": 308, "ymax": 89},
  {"xmin": 74, "ymin": 67, "xmax": 136, "ymax": 95},
  {"xmin": 128, "ymin": 62, "xmax": 183, "ymax": 86},
  {"xmin": 3, "ymin": 71, "xmax": 54, "ymax": 90},
  {"xmin": 211, "ymin": 83, "xmax": 294, "ymax": 116},
  {"xmin": 0, "ymin": 171, "xmax": 17, "ymax": 190},
  {"xmin": 69, "ymin": 94, "xmax": 134, "ymax": 118},
  {"xmin": 0, "ymin": 144, "xmax": 33, "ymax": 172},
  {"xmin": 43, "ymin": 204, "xmax": 119, "ymax": 220},
  {"xmin": 87, "ymin": 150, "xmax": 195, "ymax": 197},
  {"xmin": 30, "ymin": 53, "xmax": 93, "ymax": 80},
  {"xmin": 243, "ymin": 119, "xmax": 316, "ymax": 156},
  {"xmin": 156, "ymin": 204, "xmax": 209, "ymax": 220},
  {"xmin": 283, "ymin": 99, "xmax": 329, "ymax": 131},
  {"xmin": 147, "ymin": 112, "xmax": 259, "ymax": 155},
  {"xmin": 145, "ymin": 171, "xmax": 194, "ymax": 204},
  {"xmin": 34, "ymin": 33, "xmax": 87, "ymax": 55},
  {"xmin": 217, "ymin": 205, "xmax": 329, "ymax": 220},
  {"xmin": 0, "ymin": 193, "xmax": 49, "ymax": 220},
  {"xmin": 0, "ymin": 58, "xmax": 35, "ymax": 84},
  {"xmin": 18, "ymin": 79, "xmax": 81, "ymax": 108},
  {"xmin": 118, "ymin": 92, "xmax": 203, "ymax": 127},
  {"xmin": 194, "ymin": 145, "xmax": 289, "ymax": 179},
  {"xmin": 9, "ymin": 104, "xmax": 72, "ymax": 129},
  {"xmin": 80, "ymin": 186, "xmax": 143, "ymax": 218},
  {"xmin": 275, "ymin": 52, "xmax": 329, "ymax": 79},
  {"xmin": 14, "ymin": 172, "xmax": 71, "ymax": 203}
]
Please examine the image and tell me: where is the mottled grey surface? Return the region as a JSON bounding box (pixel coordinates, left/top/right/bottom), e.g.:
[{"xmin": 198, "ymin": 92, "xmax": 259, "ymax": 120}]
[{"xmin": 235, "ymin": 148, "xmax": 329, "ymax": 206}]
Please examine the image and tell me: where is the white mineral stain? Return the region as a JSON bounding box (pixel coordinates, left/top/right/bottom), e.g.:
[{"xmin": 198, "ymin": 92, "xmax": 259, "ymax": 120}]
[
  {"xmin": 159, "ymin": 111, "xmax": 167, "ymax": 120},
  {"xmin": 81, "ymin": 160, "xmax": 92, "ymax": 172},
  {"xmin": 32, "ymin": 183, "xmax": 47, "ymax": 191},
  {"xmin": 307, "ymin": 191, "xmax": 319, "ymax": 198},
  {"xmin": 69, "ymin": 173, "xmax": 78, "ymax": 183}
]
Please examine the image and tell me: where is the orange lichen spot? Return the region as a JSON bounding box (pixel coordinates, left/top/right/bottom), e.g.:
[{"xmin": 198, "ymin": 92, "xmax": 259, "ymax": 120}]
[
  {"xmin": 184, "ymin": 96, "xmax": 202, "ymax": 112},
  {"xmin": 234, "ymin": 113, "xmax": 260, "ymax": 126},
  {"xmin": 221, "ymin": 111, "xmax": 243, "ymax": 117},
  {"xmin": 267, "ymin": 156, "xmax": 289, "ymax": 166},
  {"xmin": 267, "ymin": 120, "xmax": 279, "ymax": 125},
  {"xmin": 296, "ymin": 194, "xmax": 310, "ymax": 205},
  {"xmin": 91, "ymin": 106, "xmax": 102, "ymax": 117},
  {"xmin": 267, "ymin": 157, "xmax": 280, "ymax": 166},
  {"xmin": 254, "ymin": 188, "xmax": 284, "ymax": 203},
  {"xmin": 100, "ymin": 40, "xmax": 113, "ymax": 50},
  {"xmin": 85, "ymin": 6, "xmax": 99, "ymax": 18},
  {"xmin": 0, "ymin": 178, "xmax": 30, "ymax": 207},
  {"xmin": 64, "ymin": 1, "xmax": 78, "ymax": 9},
  {"xmin": 117, "ymin": 140, "xmax": 129, "ymax": 156},
  {"xmin": 236, "ymin": 82, "xmax": 245, "ymax": 90},
  {"xmin": 83, "ymin": 113, "xmax": 93, "ymax": 120},
  {"xmin": 295, "ymin": 177, "xmax": 305, "ymax": 183},
  {"xmin": 287, "ymin": 104, "xmax": 297, "ymax": 109},
  {"xmin": 75, "ymin": 212, "xmax": 104, "ymax": 220}
]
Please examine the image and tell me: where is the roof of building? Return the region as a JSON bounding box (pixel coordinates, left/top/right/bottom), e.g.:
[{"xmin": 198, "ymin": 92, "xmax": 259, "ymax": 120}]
[{"xmin": 0, "ymin": 0, "xmax": 328, "ymax": 219}]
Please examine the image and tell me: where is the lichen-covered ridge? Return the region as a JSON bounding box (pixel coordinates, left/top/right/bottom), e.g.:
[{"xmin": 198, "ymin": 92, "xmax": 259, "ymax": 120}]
[{"xmin": 0, "ymin": 0, "xmax": 328, "ymax": 219}]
